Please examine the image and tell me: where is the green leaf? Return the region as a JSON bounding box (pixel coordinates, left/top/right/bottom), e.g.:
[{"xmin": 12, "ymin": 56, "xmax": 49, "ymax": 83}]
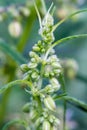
[
  {"xmin": 45, "ymin": 34, "xmax": 87, "ymax": 59},
  {"xmin": 55, "ymin": 95, "xmax": 87, "ymax": 112},
  {"xmin": 53, "ymin": 8, "xmax": 87, "ymax": 31},
  {"xmin": 2, "ymin": 119, "xmax": 28, "ymax": 130},
  {"xmin": 0, "ymin": 39, "xmax": 27, "ymax": 64},
  {"xmin": 52, "ymin": 34, "xmax": 87, "ymax": 48},
  {"xmin": 17, "ymin": 0, "xmax": 42, "ymax": 52},
  {"xmin": 0, "ymin": 80, "xmax": 32, "ymax": 94}
]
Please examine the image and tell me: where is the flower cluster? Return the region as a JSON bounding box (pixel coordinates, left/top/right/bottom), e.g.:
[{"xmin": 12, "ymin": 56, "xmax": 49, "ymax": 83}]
[{"xmin": 21, "ymin": 10, "xmax": 62, "ymax": 130}]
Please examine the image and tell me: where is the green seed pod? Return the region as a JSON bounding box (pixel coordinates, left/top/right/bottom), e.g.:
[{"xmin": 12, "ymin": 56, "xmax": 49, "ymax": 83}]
[
  {"xmin": 20, "ymin": 64, "xmax": 29, "ymax": 72},
  {"xmin": 42, "ymin": 120, "xmax": 51, "ymax": 130},
  {"xmin": 44, "ymin": 96, "xmax": 56, "ymax": 111},
  {"xmin": 22, "ymin": 103, "xmax": 30, "ymax": 113}
]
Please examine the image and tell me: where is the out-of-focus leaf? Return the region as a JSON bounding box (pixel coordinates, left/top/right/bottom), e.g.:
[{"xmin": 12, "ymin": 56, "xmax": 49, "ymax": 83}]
[
  {"xmin": 2, "ymin": 119, "xmax": 27, "ymax": 130},
  {"xmin": 0, "ymin": 39, "xmax": 27, "ymax": 64},
  {"xmin": 53, "ymin": 8, "xmax": 87, "ymax": 31}
]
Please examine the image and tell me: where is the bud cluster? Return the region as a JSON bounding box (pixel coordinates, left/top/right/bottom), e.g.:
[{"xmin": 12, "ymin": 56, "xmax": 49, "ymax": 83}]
[
  {"xmin": 39, "ymin": 13, "xmax": 55, "ymax": 43},
  {"xmin": 20, "ymin": 10, "xmax": 62, "ymax": 130}
]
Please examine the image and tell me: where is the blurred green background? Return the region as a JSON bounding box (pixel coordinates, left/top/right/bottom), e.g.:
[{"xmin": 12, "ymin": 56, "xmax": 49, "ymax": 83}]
[{"xmin": 0, "ymin": 0, "xmax": 87, "ymax": 130}]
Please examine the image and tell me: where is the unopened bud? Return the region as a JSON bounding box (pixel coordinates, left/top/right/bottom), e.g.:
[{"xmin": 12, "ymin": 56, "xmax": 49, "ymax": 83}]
[
  {"xmin": 33, "ymin": 46, "xmax": 40, "ymax": 52},
  {"xmin": 20, "ymin": 64, "xmax": 29, "ymax": 72},
  {"xmin": 54, "ymin": 118, "xmax": 60, "ymax": 126},
  {"xmin": 42, "ymin": 120, "xmax": 51, "ymax": 130},
  {"xmin": 29, "ymin": 110, "xmax": 38, "ymax": 120},
  {"xmin": 28, "ymin": 62, "xmax": 37, "ymax": 68},
  {"xmin": 44, "ymin": 96, "xmax": 56, "ymax": 111},
  {"xmin": 50, "ymin": 78, "xmax": 60, "ymax": 91}
]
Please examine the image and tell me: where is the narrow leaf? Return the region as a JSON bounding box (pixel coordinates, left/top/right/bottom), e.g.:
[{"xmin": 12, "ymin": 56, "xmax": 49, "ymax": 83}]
[
  {"xmin": 64, "ymin": 96, "xmax": 87, "ymax": 112},
  {"xmin": 45, "ymin": 34, "xmax": 87, "ymax": 59},
  {"xmin": 2, "ymin": 119, "xmax": 27, "ymax": 130},
  {"xmin": 0, "ymin": 80, "xmax": 32, "ymax": 94},
  {"xmin": 0, "ymin": 39, "xmax": 27, "ymax": 64},
  {"xmin": 52, "ymin": 34, "xmax": 87, "ymax": 48},
  {"xmin": 55, "ymin": 95, "xmax": 87, "ymax": 112},
  {"xmin": 53, "ymin": 8, "xmax": 87, "ymax": 31}
]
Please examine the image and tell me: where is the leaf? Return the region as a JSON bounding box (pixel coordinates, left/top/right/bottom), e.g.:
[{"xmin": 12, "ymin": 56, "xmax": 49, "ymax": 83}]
[
  {"xmin": 52, "ymin": 34, "xmax": 87, "ymax": 48},
  {"xmin": 53, "ymin": 8, "xmax": 87, "ymax": 31},
  {"xmin": 0, "ymin": 39, "xmax": 27, "ymax": 64},
  {"xmin": 0, "ymin": 80, "xmax": 32, "ymax": 94},
  {"xmin": 55, "ymin": 95, "xmax": 87, "ymax": 112},
  {"xmin": 2, "ymin": 119, "xmax": 28, "ymax": 130},
  {"xmin": 45, "ymin": 34, "xmax": 87, "ymax": 59}
]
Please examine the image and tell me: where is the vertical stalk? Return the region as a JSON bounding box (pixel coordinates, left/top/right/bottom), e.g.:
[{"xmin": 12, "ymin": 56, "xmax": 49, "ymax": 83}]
[
  {"xmin": 60, "ymin": 73, "xmax": 67, "ymax": 130},
  {"xmin": 41, "ymin": 0, "xmax": 47, "ymax": 14}
]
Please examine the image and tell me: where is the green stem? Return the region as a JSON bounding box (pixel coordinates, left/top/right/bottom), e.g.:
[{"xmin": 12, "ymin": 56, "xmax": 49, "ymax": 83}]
[
  {"xmin": 59, "ymin": 73, "xmax": 66, "ymax": 130},
  {"xmin": 0, "ymin": 80, "xmax": 32, "ymax": 94},
  {"xmin": 41, "ymin": 0, "xmax": 47, "ymax": 14}
]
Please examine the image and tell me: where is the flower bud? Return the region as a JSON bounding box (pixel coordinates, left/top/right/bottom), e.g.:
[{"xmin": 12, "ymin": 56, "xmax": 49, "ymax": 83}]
[
  {"xmin": 49, "ymin": 115, "xmax": 55, "ymax": 123},
  {"xmin": 42, "ymin": 13, "xmax": 54, "ymax": 27},
  {"xmin": 50, "ymin": 78, "xmax": 60, "ymax": 91},
  {"xmin": 42, "ymin": 120, "xmax": 51, "ymax": 130},
  {"xmin": 51, "ymin": 62, "xmax": 61, "ymax": 68},
  {"xmin": 33, "ymin": 46, "xmax": 40, "ymax": 52},
  {"xmin": 31, "ymin": 72, "xmax": 39, "ymax": 79},
  {"xmin": 28, "ymin": 62, "xmax": 37, "ymax": 68},
  {"xmin": 20, "ymin": 64, "xmax": 29, "ymax": 72},
  {"xmin": 35, "ymin": 117, "xmax": 43, "ymax": 127},
  {"xmin": 29, "ymin": 110, "xmax": 38, "ymax": 121},
  {"xmin": 44, "ymin": 96, "xmax": 56, "ymax": 111},
  {"xmin": 54, "ymin": 118, "xmax": 60, "ymax": 126}
]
